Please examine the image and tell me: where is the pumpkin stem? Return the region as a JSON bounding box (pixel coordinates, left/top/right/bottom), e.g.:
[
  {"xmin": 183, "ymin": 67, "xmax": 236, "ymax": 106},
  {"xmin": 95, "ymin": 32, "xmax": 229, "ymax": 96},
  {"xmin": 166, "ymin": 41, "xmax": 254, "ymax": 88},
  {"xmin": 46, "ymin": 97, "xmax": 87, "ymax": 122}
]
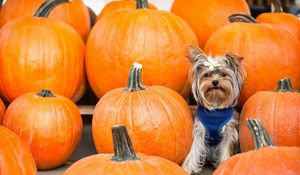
[
  {"xmin": 124, "ymin": 62, "xmax": 146, "ymax": 92},
  {"xmin": 275, "ymin": 78, "xmax": 298, "ymax": 92},
  {"xmin": 247, "ymin": 119, "xmax": 275, "ymax": 149},
  {"xmin": 136, "ymin": 0, "xmax": 149, "ymax": 9},
  {"xmin": 0, "ymin": 0, "xmax": 3, "ymax": 8},
  {"xmin": 33, "ymin": 0, "xmax": 71, "ymax": 18},
  {"xmin": 228, "ymin": 14, "xmax": 258, "ymax": 23},
  {"xmin": 36, "ymin": 89, "xmax": 56, "ymax": 97},
  {"xmin": 111, "ymin": 125, "xmax": 139, "ymax": 162},
  {"xmin": 271, "ymin": 0, "xmax": 283, "ymax": 13}
]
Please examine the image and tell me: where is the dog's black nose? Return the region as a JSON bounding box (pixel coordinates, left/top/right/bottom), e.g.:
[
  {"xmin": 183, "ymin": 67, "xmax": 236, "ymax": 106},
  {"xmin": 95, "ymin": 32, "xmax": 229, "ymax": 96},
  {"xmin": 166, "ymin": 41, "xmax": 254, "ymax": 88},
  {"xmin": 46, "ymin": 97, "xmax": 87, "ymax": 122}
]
[{"xmin": 212, "ymin": 80, "xmax": 219, "ymax": 86}]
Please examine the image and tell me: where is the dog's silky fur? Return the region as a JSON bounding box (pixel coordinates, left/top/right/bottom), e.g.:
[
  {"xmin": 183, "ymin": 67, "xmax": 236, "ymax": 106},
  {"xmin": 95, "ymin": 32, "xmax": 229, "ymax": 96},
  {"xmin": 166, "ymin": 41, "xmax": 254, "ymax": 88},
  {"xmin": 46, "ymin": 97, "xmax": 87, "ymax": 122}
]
[{"xmin": 182, "ymin": 45, "xmax": 246, "ymax": 174}]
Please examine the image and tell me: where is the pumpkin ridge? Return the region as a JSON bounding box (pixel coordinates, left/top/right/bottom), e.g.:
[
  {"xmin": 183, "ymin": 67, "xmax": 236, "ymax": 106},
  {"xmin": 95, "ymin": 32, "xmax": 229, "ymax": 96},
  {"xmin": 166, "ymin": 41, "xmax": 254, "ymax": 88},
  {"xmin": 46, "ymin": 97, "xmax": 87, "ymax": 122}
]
[
  {"xmin": 0, "ymin": 126, "xmax": 37, "ymax": 174},
  {"xmin": 153, "ymin": 89, "xmax": 178, "ymax": 159},
  {"xmin": 0, "ymin": 131, "xmax": 24, "ymax": 174}
]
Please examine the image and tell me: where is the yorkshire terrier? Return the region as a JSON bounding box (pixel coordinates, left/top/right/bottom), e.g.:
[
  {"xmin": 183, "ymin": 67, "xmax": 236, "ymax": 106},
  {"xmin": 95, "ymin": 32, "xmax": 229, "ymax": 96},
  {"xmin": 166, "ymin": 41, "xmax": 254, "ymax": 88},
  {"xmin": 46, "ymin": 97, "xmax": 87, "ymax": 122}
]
[{"xmin": 182, "ymin": 45, "xmax": 246, "ymax": 174}]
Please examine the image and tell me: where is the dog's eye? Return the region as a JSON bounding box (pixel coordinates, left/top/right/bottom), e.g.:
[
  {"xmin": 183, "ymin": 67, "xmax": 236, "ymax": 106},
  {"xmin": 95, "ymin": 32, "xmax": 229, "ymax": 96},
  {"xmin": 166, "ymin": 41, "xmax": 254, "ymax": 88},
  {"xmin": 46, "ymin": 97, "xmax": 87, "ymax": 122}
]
[
  {"xmin": 222, "ymin": 73, "xmax": 226, "ymax": 77},
  {"xmin": 204, "ymin": 73, "xmax": 209, "ymax": 77}
]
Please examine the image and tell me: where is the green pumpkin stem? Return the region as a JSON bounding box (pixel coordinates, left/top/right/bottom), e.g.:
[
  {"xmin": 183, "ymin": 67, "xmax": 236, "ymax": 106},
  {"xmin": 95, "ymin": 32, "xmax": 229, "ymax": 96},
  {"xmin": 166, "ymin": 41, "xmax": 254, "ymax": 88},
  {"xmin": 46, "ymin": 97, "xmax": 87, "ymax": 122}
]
[
  {"xmin": 111, "ymin": 125, "xmax": 139, "ymax": 162},
  {"xmin": 36, "ymin": 89, "xmax": 55, "ymax": 97},
  {"xmin": 124, "ymin": 62, "xmax": 146, "ymax": 92},
  {"xmin": 33, "ymin": 0, "xmax": 71, "ymax": 18},
  {"xmin": 247, "ymin": 119, "xmax": 275, "ymax": 149},
  {"xmin": 271, "ymin": 0, "xmax": 283, "ymax": 13},
  {"xmin": 228, "ymin": 14, "xmax": 258, "ymax": 23},
  {"xmin": 275, "ymin": 78, "xmax": 298, "ymax": 92},
  {"xmin": 0, "ymin": 0, "xmax": 3, "ymax": 8},
  {"xmin": 136, "ymin": 0, "xmax": 149, "ymax": 9}
]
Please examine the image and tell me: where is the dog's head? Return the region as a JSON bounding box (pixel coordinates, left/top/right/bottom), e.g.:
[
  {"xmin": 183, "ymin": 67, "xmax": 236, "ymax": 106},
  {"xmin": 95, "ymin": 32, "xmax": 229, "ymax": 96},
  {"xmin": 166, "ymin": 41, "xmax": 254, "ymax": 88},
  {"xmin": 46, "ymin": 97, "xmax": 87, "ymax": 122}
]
[{"xmin": 188, "ymin": 45, "xmax": 245, "ymax": 110}]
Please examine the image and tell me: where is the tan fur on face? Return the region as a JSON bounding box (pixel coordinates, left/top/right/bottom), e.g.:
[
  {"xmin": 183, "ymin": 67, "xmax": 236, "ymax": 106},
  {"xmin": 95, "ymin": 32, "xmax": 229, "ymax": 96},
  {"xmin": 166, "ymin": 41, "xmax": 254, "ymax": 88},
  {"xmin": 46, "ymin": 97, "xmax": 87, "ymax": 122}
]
[{"xmin": 188, "ymin": 45, "xmax": 245, "ymax": 110}]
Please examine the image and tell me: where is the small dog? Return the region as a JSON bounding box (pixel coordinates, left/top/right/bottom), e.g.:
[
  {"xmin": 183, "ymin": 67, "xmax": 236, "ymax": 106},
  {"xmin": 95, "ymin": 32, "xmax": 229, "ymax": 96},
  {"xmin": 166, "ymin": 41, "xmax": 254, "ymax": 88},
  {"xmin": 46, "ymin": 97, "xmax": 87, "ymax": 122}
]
[{"xmin": 182, "ymin": 45, "xmax": 246, "ymax": 174}]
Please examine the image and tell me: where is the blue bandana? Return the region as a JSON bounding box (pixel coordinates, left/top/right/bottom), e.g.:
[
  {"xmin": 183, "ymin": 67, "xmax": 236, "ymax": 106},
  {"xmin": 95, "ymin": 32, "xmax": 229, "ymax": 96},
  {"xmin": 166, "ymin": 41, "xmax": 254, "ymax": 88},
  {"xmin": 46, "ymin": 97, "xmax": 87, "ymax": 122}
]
[{"xmin": 197, "ymin": 105, "xmax": 234, "ymax": 146}]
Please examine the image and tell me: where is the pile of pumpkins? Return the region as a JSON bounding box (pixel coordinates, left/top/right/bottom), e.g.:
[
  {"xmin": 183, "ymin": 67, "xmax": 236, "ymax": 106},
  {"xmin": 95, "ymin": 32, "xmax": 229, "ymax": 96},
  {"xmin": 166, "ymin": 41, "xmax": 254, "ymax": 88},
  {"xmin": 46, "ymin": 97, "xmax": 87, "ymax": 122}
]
[{"xmin": 0, "ymin": 0, "xmax": 299, "ymax": 174}]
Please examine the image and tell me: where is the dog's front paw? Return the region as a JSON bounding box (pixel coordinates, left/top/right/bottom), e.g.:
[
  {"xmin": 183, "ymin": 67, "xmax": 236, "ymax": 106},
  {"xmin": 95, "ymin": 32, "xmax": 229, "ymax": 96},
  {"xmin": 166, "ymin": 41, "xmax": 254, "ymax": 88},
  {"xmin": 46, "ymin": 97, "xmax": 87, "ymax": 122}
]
[{"xmin": 182, "ymin": 161, "xmax": 202, "ymax": 175}]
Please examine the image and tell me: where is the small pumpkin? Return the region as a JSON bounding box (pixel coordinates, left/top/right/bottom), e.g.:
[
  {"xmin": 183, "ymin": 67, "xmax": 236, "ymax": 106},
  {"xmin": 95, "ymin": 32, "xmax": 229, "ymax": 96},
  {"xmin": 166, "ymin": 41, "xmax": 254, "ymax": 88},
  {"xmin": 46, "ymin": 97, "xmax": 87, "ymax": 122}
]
[
  {"xmin": 213, "ymin": 119, "xmax": 300, "ymax": 175},
  {"xmin": 86, "ymin": 0, "xmax": 198, "ymax": 99},
  {"xmin": 239, "ymin": 78, "xmax": 300, "ymax": 152},
  {"xmin": 64, "ymin": 125, "xmax": 188, "ymax": 175},
  {"xmin": 256, "ymin": 0, "xmax": 300, "ymax": 41},
  {"xmin": 0, "ymin": 125, "xmax": 37, "ymax": 175},
  {"xmin": 92, "ymin": 62, "xmax": 193, "ymax": 164},
  {"xmin": 0, "ymin": 98, "xmax": 5, "ymax": 124},
  {"xmin": 97, "ymin": 0, "xmax": 157, "ymax": 20},
  {"xmin": 3, "ymin": 89, "xmax": 83, "ymax": 170},
  {"xmin": 171, "ymin": 0, "xmax": 250, "ymax": 48},
  {"xmin": 0, "ymin": 0, "xmax": 85, "ymax": 102},
  {"xmin": 204, "ymin": 14, "xmax": 300, "ymax": 107},
  {"xmin": 0, "ymin": 0, "xmax": 90, "ymax": 41}
]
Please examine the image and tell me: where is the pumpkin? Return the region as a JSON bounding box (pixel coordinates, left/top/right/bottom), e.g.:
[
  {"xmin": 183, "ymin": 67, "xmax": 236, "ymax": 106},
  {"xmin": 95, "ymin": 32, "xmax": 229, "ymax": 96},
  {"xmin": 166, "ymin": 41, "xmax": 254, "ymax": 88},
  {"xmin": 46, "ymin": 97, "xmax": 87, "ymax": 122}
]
[
  {"xmin": 97, "ymin": 0, "xmax": 157, "ymax": 20},
  {"xmin": 0, "ymin": 98, "xmax": 5, "ymax": 125},
  {"xmin": 213, "ymin": 119, "xmax": 300, "ymax": 175},
  {"xmin": 204, "ymin": 14, "xmax": 300, "ymax": 107},
  {"xmin": 256, "ymin": 0, "xmax": 300, "ymax": 41},
  {"xmin": 3, "ymin": 89, "xmax": 83, "ymax": 170},
  {"xmin": 92, "ymin": 62, "xmax": 193, "ymax": 164},
  {"xmin": 86, "ymin": 0, "xmax": 198, "ymax": 99},
  {"xmin": 0, "ymin": 0, "xmax": 90, "ymax": 41},
  {"xmin": 0, "ymin": 0, "xmax": 85, "ymax": 103},
  {"xmin": 65, "ymin": 125, "xmax": 188, "ymax": 175},
  {"xmin": 0, "ymin": 125, "xmax": 37, "ymax": 175},
  {"xmin": 171, "ymin": 0, "xmax": 250, "ymax": 48},
  {"xmin": 239, "ymin": 78, "xmax": 300, "ymax": 152}
]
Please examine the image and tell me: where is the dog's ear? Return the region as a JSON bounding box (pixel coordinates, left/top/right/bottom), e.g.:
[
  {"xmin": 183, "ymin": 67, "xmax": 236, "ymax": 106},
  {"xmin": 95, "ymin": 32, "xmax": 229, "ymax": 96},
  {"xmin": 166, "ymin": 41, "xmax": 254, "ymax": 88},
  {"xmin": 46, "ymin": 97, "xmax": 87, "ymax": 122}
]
[
  {"xmin": 186, "ymin": 44, "xmax": 207, "ymax": 63},
  {"xmin": 225, "ymin": 52, "xmax": 243, "ymax": 69},
  {"xmin": 225, "ymin": 52, "xmax": 246, "ymax": 90},
  {"xmin": 225, "ymin": 52, "xmax": 244, "ymax": 76}
]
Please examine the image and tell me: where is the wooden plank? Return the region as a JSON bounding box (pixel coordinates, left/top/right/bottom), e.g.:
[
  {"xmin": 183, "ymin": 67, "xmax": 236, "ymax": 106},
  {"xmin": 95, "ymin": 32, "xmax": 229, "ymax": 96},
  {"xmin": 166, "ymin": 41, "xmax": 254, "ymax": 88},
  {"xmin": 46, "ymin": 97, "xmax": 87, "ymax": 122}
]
[
  {"xmin": 78, "ymin": 105, "xmax": 94, "ymax": 115},
  {"xmin": 78, "ymin": 105, "xmax": 198, "ymax": 116}
]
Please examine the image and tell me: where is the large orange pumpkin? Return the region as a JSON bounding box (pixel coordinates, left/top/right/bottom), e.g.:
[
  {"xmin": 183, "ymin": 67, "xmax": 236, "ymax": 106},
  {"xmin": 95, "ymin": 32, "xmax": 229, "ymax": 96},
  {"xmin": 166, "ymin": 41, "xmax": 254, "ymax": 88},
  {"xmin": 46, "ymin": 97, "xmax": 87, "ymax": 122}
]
[
  {"xmin": 97, "ymin": 0, "xmax": 157, "ymax": 20},
  {"xmin": 3, "ymin": 89, "xmax": 83, "ymax": 170},
  {"xmin": 86, "ymin": 0, "xmax": 198, "ymax": 99},
  {"xmin": 0, "ymin": 126, "xmax": 37, "ymax": 175},
  {"xmin": 214, "ymin": 119, "xmax": 300, "ymax": 175},
  {"xmin": 204, "ymin": 14, "xmax": 300, "ymax": 107},
  {"xmin": 0, "ymin": 0, "xmax": 85, "ymax": 102},
  {"xmin": 0, "ymin": 0, "xmax": 90, "ymax": 41},
  {"xmin": 65, "ymin": 125, "xmax": 188, "ymax": 175},
  {"xmin": 256, "ymin": 0, "xmax": 300, "ymax": 41},
  {"xmin": 0, "ymin": 98, "xmax": 5, "ymax": 125},
  {"xmin": 171, "ymin": 0, "xmax": 250, "ymax": 48},
  {"xmin": 239, "ymin": 78, "xmax": 300, "ymax": 152},
  {"xmin": 92, "ymin": 63, "xmax": 193, "ymax": 164}
]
